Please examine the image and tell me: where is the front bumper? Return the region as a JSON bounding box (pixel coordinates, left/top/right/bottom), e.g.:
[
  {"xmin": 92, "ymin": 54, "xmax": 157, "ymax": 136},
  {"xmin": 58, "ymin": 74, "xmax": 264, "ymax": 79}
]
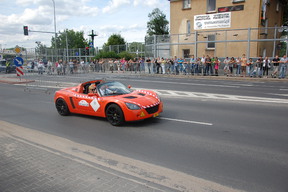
[{"xmin": 124, "ymin": 102, "xmax": 163, "ymax": 122}]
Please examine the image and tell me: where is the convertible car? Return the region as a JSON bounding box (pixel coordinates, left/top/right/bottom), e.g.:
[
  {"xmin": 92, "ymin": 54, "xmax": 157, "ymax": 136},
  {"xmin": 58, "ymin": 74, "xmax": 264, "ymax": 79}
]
[{"xmin": 54, "ymin": 80, "xmax": 163, "ymax": 126}]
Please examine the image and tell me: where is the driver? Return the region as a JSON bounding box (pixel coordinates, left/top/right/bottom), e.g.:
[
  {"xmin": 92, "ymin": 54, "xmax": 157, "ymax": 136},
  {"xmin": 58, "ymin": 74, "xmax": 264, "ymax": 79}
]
[{"xmin": 88, "ymin": 83, "xmax": 97, "ymax": 94}]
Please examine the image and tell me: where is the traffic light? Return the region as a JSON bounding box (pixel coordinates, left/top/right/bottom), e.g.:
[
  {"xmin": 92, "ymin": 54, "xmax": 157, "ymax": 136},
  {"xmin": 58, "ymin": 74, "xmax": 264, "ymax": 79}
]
[
  {"xmin": 23, "ymin": 26, "xmax": 29, "ymax": 36},
  {"xmin": 85, "ymin": 47, "xmax": 89, "ymax": 55}
]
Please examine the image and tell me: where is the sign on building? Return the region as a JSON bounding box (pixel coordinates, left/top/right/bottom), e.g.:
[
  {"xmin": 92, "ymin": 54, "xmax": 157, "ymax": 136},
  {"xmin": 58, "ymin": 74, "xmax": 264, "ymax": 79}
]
[{"xmin": 194, "ymin": 12, "xmax": 231, "ymax": 30}]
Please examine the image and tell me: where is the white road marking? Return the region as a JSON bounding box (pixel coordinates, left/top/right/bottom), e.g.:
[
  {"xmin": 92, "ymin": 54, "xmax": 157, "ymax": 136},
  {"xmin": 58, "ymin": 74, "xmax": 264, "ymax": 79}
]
[
  {"xmin": 159, "ymin": 117, "xmax": 213, "ymax": 126},
  {"xmin": 148, "ymin": 88, "xmax": 288, "ymax": 104},
  {"xmin": 121, "ymin": 79, "xmax": 240, "ymax": 88},
  {"xmin": 267, "ymin": 93, "xmax": 288, "ymax": 97}
]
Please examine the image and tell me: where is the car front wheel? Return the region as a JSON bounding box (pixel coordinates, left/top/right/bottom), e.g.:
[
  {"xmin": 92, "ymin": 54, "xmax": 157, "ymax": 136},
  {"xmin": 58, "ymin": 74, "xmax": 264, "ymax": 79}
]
[
  {"xmin": 106, "ymin": 104, "xmax": 124, "ymax": 126},
  {"xmin": 55, "ymin": 98, "xmax": 70, "ymax": 116}
]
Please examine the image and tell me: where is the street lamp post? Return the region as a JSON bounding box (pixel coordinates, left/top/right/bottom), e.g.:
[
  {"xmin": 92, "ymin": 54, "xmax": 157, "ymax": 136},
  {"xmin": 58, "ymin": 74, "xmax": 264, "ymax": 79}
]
[
  {"xmin": 52, "ymin": 0, "xmax": 57, "ymax": 61},
  {"xmin": 278, "ymin": 24, "xmax": 288, "ymax": 56}
]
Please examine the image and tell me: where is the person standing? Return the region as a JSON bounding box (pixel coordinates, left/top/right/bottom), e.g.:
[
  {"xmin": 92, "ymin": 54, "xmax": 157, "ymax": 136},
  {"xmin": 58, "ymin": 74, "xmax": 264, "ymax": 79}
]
[
  {"xmin": 38, "ymin": 60, "xmax": 44, "ymax": 75},
  {"xmin": 262, "ymin": 56, "xmax": 270, "ymax": 78},
  {"xmin": 69, "ymin": 59, "xmax": 74, "ymax": 74},
  {"xmin": 190, "ymin": 55, "xmax": 196, "ymax": 75},
  {"xmin": 178, "ymin": 57, "xmax": 184, "ymax": 74},
  {"xmin": 166, "ymin": 58, "xmax": 173, "ymax": 74},
  {"xmin": 182, "ymin": 57, "xmax": 189, "ymax": 75},
  {"xmin": 120, "ymin": 58, "xmax": 127, "ymax": 72},
  {"xmin": 271, "ymin": 55, "xmax": 280, "ymax": 78},
  {"xmin": 47, "ymin": 60, "xmax": 52, "ymax": 75},
  {"xmin": 279, "ymin": 55, "xmax": 288, "ymax": 79},
  {"xmin": 214, "ymin": 57, "xmax": 220, "ymax": 76},
  {"xmin": 235, "ymin": 57, "xmax": 241, "ymax": 76},
  {"xmin": 246, "ymin": 58, "xmax": 253, "ymax": 77},
  {"xmin": 205, "ymin": 55, "xmax": 212, "ymax": 76},
  {"xmin": 240, "ymin": 54, "xmax": 247, "ymax": 77},
  {"xmin": 5, "ymin": 59, "xmax": 11, "ymax": 73},
  {"xmin": 256, "ymin": 56, "xmax": 264, "ymax": 78},
  {"xmin": 201, "ymin": 55, "xmax": 206, "ymax": 76},
  {"xmin": 161, "ymin": 57, "xmax": 166, "ymax": 74},
  {"xmin": 56, "ymin": 60, "xmax": 63, "ymax": 75},
  {"xmin": 228, "ymin": 57, "xmax": 236, "ymax": 77},
  {"xmin": 174, "ymin": 56, "xmax": 179, "ymax": 75},
  {"xmin": 146, "ymin": 57, "xmax": 152, "ymax": 74},
  {"xmin": 223, "ymin": 57, "xmax": 230, "ymax": 75},
  {"xmin": 155, "ymin": 58, "xmax": 160, "ymax": 74}
]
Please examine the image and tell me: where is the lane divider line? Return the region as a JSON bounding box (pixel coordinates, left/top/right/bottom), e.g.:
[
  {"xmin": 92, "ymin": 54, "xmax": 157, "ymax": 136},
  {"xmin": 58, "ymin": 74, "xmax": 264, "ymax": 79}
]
[{"xmin": 159, "ymin": 117, "xmax": 213, "ymax": 126}]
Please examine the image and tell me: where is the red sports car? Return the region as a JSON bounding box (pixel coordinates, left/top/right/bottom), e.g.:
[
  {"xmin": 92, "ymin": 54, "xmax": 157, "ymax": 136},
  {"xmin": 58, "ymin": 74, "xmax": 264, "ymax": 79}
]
[{"xmin": 54, "ymin": 80, "xmax": 163, "ymax": 125}]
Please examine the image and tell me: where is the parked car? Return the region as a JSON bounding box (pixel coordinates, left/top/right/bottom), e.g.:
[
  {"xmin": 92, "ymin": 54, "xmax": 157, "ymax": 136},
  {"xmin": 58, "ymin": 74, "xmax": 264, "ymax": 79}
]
[
  {"xmin": 0, "ymin": 59, "xmax": 16, "ymax": 73},
  {"xmin": 54, "ymin": 80, "xmax": 163, "ymax": 126}
]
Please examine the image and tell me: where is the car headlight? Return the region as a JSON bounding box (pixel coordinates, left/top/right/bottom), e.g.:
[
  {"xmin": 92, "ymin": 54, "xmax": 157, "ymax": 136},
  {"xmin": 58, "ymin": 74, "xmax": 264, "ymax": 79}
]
[
  {"xmin": 125, "ymin": 102, "xmax": 141, "ymax": 110},
  {"xmin": 156, "ymin": 94, "xmax": 161, "ymax": 101}
]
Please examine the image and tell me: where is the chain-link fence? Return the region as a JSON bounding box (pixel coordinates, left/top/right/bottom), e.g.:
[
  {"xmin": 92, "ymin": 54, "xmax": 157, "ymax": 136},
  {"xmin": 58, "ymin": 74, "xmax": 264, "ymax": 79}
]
[
  {"xmin": 3, "ymin": 27, "xmax": 287, "ymax": 63},
  {"xmin": 145, "ymin": 27, "xmax": 288, "ymax": 59}
]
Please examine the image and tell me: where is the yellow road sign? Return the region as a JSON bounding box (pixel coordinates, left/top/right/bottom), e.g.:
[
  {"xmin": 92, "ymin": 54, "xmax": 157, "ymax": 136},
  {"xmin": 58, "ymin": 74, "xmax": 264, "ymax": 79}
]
[{"xmin": 14, "ymin": 46, "xmax": 22, "ymax": 54}]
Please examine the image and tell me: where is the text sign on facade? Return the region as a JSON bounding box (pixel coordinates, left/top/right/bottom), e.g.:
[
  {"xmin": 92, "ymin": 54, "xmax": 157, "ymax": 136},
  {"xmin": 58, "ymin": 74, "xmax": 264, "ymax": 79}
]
[{"xmin": 194, "ymin": 12, "xmax": 231, "ymax": 30}]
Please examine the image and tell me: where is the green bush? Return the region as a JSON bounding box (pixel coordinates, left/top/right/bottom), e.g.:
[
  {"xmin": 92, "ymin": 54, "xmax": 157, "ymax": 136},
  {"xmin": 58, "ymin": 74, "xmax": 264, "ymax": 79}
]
[
  {"xmin": 94, "ymin": 51, "xmax": 136, "ymax": 60},
  {"xmin": 94, "ymin": 51, "xmax": 119, "ymax": 60},
  {"xmin": 118, "ymin": 51, "xmax": 136, "ymax": 60}
]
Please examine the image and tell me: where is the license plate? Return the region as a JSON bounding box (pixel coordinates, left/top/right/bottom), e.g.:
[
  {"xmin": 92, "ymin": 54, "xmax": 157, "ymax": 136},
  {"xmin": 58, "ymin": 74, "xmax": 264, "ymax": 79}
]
[{"xmin": 153, "ymin": 113, "xmax": 159, "ymax": 117}]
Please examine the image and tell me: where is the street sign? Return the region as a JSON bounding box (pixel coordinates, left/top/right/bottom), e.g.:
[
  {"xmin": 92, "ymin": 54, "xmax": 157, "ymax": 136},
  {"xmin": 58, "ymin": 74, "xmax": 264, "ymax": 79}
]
[
  {"xmin": 14, "ymin": 57, "xmax": 24, "ymax": 67},
  {"xmin": 16, "ymin": 66, "xmax": 24, "ymax": 77},
  {"xmin": 14, "ymin": 46, "xmax": 22, "ymax": 54}
]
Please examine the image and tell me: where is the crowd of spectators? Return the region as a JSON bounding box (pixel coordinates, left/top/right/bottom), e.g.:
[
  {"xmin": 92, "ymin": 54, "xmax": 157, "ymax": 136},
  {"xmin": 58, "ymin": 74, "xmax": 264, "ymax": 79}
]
[{"xmin": 28, "ymin": 54, "xmax": 288, "ymax": 79}]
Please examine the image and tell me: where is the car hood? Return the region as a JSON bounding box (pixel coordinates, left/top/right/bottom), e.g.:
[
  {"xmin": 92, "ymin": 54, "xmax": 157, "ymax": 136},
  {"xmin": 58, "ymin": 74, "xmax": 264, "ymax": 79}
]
[{"xmin": 117, "ymin": 90, "xmax": 161, "ymax": 109}]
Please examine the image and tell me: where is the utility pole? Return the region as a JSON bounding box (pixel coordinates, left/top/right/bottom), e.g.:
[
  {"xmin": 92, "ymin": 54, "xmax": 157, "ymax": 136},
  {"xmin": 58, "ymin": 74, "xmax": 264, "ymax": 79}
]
[
  {"xmin": 88, "ymin": 30, "xmax": 98, "ymax": 55},
  {"xmin": 52, "ymin": 0, "xmax": 57, "ymax": 62}
]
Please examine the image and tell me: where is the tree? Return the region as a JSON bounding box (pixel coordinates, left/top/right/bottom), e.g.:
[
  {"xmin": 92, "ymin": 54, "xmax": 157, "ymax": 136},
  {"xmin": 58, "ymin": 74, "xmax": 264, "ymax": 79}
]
[
  {"xmin": 147, "ymin": 8, "xmax": 169, "ymax": 36},
  {"xmin": 103, "ymin": 34, "xmax": 126, "ymax": 53},
  {"xmin": 35, "ymin": 41, "xmax": 48, "ymax": 56},
  {"xmin": 104, "ymin": 34, "xmax": 126, "ymax": 46},
  {"xmin": 128, "ymin": 42, "xmax": 145, "ymax": 57},
  {"xmin": 51, "ymin": 29, "xmax": 88, "ymax": 49}
]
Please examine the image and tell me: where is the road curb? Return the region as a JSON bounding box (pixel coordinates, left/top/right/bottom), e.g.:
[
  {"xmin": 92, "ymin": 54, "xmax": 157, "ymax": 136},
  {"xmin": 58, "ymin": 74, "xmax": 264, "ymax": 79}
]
[{"xmin": 0, "ymin": 77, "xmax": 35, "ymax": 84}]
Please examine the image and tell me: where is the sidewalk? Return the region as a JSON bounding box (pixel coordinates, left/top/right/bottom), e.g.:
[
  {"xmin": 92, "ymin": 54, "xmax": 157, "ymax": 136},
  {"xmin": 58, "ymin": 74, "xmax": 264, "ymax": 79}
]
[
  {"xmin": 0, "ymin": 74, "xmax": 35, "ymax": 84},
  {"xmin": 0, "ymin": 129, "xmax": 175, "ymax": 192},
  {"xmin": 0, "ymin": 120, "xmax": 244, "ymax": 192}
]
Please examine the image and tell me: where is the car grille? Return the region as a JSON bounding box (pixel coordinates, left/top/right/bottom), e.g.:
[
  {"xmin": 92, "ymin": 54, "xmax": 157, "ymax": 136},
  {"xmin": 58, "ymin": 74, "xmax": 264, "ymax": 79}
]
[{"xmin": 145, "ymin": 104, "xmax": 159, "ymax": 114}]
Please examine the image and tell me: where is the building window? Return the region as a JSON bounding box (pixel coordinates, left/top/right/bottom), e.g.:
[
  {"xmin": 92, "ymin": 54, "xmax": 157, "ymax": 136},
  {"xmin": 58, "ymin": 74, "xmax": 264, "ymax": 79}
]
[
  {"xmin": 183, "ymin": 49, "xmax": 190, "ymax": 58},
  {"xmin": 207, "ymin": 0, "xmax": 216, "ymax": 12},
  {"xmin": 276, "ymin": 0, "xmax": 279, "ymax": 12},
  {"xmin": 207, "ymin": 34, "xmax": 215, "ymax": 49},
  {"xmin": 183, "ymin": 0, "xmax": 191, "ymax": 9},
  {"xmin": 187, "ymin": 20, "xmax": 191, "ymax": 35},
  {"xmin": 232, "ymin": 0, "xmax": 245, "ymax": 3}
]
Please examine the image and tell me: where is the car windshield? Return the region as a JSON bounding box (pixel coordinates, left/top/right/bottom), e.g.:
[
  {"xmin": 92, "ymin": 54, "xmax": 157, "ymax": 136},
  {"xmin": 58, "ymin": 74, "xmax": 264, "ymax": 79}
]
[{"xmin": 97, "ymin": 82, "xmax": 132, "ymax": 96}]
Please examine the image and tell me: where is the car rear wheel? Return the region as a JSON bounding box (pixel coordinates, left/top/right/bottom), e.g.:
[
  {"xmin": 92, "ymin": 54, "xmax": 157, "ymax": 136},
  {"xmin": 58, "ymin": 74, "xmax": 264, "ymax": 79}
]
[
  {"xmin": 55, "ymin": 98, "xmax": 70, "ymax": 116},
  {"xmin": 106, "ymin": 104, "xmax": 124, "ymax": 126}
]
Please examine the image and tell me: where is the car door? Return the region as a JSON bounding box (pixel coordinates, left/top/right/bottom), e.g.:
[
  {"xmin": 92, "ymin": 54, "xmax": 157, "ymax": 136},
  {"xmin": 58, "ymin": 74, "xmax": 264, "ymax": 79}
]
[{"xmin": 73, "ymin": 93, "xmax": 102, "ymax": 116}]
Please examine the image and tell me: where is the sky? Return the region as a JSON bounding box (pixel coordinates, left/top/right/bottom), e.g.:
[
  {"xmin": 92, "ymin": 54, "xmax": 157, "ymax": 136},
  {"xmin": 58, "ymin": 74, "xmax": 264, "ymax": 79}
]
[{"xmin": 0, "ymin": 0, "xmax": 170, "ymax": 49}]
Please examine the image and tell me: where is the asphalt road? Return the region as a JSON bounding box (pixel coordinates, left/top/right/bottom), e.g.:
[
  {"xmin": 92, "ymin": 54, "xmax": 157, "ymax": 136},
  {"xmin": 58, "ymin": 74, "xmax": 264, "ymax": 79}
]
[{"xmin": 1, "ymin": 73, "xmax": 288, "ymax": 192}]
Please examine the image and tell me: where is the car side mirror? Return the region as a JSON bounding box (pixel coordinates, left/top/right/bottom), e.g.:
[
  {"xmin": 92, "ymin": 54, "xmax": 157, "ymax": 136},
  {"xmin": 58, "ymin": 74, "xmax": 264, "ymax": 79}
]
[{"xmin": 88, "ymin": 93, "xmax": 99, "ymax": 97}]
